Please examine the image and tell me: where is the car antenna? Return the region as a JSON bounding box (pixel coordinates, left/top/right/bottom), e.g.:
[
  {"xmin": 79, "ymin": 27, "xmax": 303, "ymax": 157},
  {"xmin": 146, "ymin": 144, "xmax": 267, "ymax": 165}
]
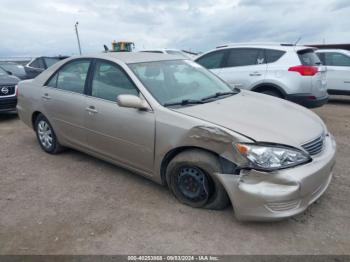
[
  {"xmin": 294, "ymin": 36, "xmax": 302, "ymax": 46},
  {"xmin": 103, "ymin": 44, "xmax": 109, "ymax": 52}
]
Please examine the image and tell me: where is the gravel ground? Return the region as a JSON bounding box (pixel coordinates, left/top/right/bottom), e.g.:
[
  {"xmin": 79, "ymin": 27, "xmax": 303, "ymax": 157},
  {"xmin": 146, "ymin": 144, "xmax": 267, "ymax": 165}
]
[{"xmin": 0, "ymin": 96, "xmax": 349, "ymax": 255}]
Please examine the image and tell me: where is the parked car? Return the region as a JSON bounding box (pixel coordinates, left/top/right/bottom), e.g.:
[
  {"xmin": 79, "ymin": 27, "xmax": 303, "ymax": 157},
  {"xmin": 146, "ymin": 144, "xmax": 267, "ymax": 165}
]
[
  {"xmin": 140, "ymin": 49, "xmax": 195, "ymax": 59},
  {"xmin": 0, "ymin": 67, "xmax": 19, "ymax": 112},
  {"xmin": 195, "ymin": 43, "xmax": 328, "ymax": 108},
  {"xmin": 0, "ymin": 62, "xmax": 28, "ymax": 80},
  {"xmin": 24, "ymin": 56, "xmax": 68, "ymax": 79},
  {"xmin": 17, "ymin": 52, "xmax": 336, "ymax": 221},
  {"xmin": 315, "ymin": 49, "xmax": 350, "ymax": 96}
]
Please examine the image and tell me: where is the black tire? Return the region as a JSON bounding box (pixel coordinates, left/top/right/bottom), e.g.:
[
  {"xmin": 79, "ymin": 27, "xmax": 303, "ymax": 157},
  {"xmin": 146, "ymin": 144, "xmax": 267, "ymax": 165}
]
[
  {"xmin": 166, "ymin": 150, "xmax": 230, "ymax": 210},
  {"xmin": 260, "ymin": 89, "xmax": 283, "ymax": 98},
  {"xmin": 34, "ymin": 114, "xmax": 64, "ymax": 154}
]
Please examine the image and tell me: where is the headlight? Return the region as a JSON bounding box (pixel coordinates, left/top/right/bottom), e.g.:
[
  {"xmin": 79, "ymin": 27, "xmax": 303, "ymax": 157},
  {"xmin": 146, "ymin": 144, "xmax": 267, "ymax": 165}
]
[{"xmin": 235, "ymin": 143, "xmax": 311, "ymax": 171}]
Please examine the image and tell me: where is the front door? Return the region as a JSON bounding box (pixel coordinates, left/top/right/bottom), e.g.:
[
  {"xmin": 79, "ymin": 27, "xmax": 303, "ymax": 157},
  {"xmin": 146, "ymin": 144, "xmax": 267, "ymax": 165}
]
[
  {"xmin": 84, "ymin": 60, "xmax": 156, "ymax": 173},
  {"xmin": 323, "ymin": 52, "xmax": 350, "ymax": 93}
]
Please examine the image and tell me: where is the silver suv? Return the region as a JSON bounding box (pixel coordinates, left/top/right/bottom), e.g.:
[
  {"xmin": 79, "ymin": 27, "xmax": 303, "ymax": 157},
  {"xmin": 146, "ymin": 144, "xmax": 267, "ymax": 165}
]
[{"xmin": 195, "ymin": 43, "xmax": 328, "ymax": 108}]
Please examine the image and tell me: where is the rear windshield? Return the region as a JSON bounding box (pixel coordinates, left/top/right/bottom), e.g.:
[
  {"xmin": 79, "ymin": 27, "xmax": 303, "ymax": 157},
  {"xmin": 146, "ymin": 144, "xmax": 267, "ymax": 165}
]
[{"xmin": 298, "ymin": 49, "xmax": 321, "ymax": 66}]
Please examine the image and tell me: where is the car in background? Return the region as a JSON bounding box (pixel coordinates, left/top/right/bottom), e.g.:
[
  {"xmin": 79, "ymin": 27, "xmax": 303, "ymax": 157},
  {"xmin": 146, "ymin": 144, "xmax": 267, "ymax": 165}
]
[
  {"xmin": 0, "ymin": 67, "xmax": 19, "ymax": 112},
  {"xmin": 24, "ymin": 56, "xmax": 68, "ymax": 79},
  {"xmin": 140, "ymin": 49, "xmax": 196, "ymax": 59},
  {"xmin": 0, "ymin": 62, "xmax": 28, "ymax": 80},
  {"xmin": 195, "ymin": 43, "xmax": 328, "ymax": 108},
  {"xmin": 315, "ymin": 49, "xmax": 350, "ymax": 96},
  {"xmin": 17, "ymin": 52, "xmax": 336, "ymax": 221}
]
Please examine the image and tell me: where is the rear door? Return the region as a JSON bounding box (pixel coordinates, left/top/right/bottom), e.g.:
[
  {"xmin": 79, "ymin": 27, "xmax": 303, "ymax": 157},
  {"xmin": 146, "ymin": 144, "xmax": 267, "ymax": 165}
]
[
  {"xmin": 42, "ymin": 59, "xmax": 91, "ymax": 148},
  {"xmin": 319, "ymin": 52, "xmax": 350, "ymax": 93},
  {"xmin": 217, "ymin": 48, "xmax": 267, "ymax": 90},
  {"xmin": 84, "ymin": 59, "xmax": 156, "ymax": 173}
]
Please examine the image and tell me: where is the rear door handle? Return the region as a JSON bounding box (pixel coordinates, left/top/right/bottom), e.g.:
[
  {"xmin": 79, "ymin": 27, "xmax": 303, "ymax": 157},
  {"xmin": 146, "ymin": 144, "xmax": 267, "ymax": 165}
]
[
  {"xmin": 41, "ymin": 93, "xmax": 51, "ymax": 100},
  {"xmin": 86, "ymin": 106, "xmax": 98, "ymax": 114},
  {"xmin": 249, "ymin": 72, "xmax": 262, "ymax": 76}
]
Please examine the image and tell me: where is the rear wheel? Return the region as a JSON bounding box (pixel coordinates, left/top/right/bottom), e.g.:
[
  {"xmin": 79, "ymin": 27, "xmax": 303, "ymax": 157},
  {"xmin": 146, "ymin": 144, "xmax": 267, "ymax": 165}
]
[
  {"xmin": 260, "ymin": 89, "xmax": 283, "ymax": 98},
  {"xmin": 166, "ymin": 150, "xmax": 230, "ymax": 210},
  {"xmin": 34, "ymin": 114, "xmax": 64, "ymax": 154}
]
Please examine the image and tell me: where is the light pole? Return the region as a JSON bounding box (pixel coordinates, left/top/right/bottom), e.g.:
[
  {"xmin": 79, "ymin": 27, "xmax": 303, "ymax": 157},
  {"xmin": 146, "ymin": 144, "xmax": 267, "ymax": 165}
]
[{"xmin": 74, "ymin": 22, "xmax": 82, "ymax": 55}]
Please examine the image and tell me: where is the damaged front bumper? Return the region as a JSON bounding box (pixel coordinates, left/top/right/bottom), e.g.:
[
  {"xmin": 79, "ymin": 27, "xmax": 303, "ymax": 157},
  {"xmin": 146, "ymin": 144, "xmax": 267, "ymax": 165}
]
[{"xmin": 214, "ymin": 134, "xmax": 336, "ymax": 221}]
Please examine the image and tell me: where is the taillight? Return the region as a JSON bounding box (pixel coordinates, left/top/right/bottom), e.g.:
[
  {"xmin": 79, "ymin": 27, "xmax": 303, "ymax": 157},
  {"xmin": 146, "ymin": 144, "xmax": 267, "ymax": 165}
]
[
  {"xmin": 15, "ymin": 85, "xmax": 18, "ymax": 96},
  {"xmin": 288, "ymin": 65, "xmax": 318, "ymax": 76}
]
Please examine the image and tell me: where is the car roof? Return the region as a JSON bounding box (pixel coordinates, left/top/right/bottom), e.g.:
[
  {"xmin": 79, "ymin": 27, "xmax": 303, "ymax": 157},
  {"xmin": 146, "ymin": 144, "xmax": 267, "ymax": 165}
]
[
  {"xmin": 315, "ymin": 49, "xmax": 350, "ymax": 54},
  {"xmin": 215, "ymin": 43, "xmax": 313, "ymax": 52},
  {"xmin": 76, "ymin": 52, "xmax": 185, "ymax": 64}
]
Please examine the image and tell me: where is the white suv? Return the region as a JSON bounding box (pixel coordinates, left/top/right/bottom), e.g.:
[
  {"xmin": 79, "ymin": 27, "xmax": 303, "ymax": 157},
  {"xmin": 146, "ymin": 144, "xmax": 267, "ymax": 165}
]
[
  {"xmin": 195, "ymin": 43, "xmax": 328, "ymax": 108},
  {"xmin": 315, "ymin": 49, "xmax": 350, "ymax": 96}
]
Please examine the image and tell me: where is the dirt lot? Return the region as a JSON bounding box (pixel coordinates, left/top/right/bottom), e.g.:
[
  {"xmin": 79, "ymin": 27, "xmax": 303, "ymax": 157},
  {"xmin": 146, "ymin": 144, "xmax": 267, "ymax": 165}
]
[{"xmin": 0, "ymin": 97, "xmax": 350, "ymax": 255}]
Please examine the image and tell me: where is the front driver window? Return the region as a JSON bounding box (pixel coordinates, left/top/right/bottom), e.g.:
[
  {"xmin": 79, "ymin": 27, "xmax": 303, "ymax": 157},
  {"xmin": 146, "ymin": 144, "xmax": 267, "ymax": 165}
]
[
  {"xmin": 196, "ymin": 51, "xmax": 225, "ymax": 69},
  {"xmin": 91, "ymin": 61, "xmax": 139, "ymax": 102},
  {"xmin": 326, "ymin": 53, "xmax": 350, "ymax": 67}
]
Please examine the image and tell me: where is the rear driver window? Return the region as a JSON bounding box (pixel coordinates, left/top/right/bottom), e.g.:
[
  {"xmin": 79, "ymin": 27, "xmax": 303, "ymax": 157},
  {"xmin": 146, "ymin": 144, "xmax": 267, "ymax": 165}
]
[
  {"xmin": 226, "ymin": 48, "xmax": 265, "ymax": 67},
  {"xmin": 46, "ymin": 60, "xmax": 90, "ymax": 94},
  {"xmin": 265, "ymin": 49, "xmax": 285, "ymax": 63}
]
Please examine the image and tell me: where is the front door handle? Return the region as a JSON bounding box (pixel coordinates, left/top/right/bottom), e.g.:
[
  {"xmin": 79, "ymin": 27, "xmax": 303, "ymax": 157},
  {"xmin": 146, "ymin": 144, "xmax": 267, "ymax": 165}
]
[
  {"xmin": 41, "ymin": 93, "xmax": 51, "ymax": 100},
  {"xmin": 249, "ymin": 72, "xmax": 262, "ymax": 76},
  {"xmin": 86, "ymin": 106, "xmax": 98, "ymax": 114}
]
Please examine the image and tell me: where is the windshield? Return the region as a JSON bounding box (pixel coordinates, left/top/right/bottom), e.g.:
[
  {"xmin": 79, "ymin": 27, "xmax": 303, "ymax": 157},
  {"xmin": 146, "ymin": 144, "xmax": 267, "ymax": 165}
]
[
  {"xmin": 0, "ymin": 67, "xmax": 8, "ymax": 75},
  {"xmin": 298, "ymin": 49, "xmax": 321, "ymax": 66},
  {"xmin": 44, "ymin": 57, "xmax": 60, "ymax": 67},
  {"xmin": 129, "ymin": 60, "xmax": 236, "ymax": 106},
  {"xmin": 0, "ymin": 63, "xmax": 25, "ymax": 74},
  {"xmin": 166, "ymin": 50, "xmax": 189, "ymax": 58}
]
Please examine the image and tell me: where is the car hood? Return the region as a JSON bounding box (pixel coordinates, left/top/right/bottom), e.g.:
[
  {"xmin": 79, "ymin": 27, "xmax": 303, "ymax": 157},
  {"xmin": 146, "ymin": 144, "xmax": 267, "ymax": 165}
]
[
  {"xmin": 173, "ymin": 90, "xmax": 325, "ymax": 147},
  {"xmin": 0, "ymin": 74, "xmax": 20, "ymax": 85}
]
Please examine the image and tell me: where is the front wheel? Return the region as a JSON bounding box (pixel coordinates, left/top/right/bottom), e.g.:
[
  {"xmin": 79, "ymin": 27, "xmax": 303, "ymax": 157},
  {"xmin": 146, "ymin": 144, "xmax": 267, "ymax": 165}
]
[
  {"xmin": 166, "ymin": 150, "xmax": 230, "ymax": 210},
  {"xmin": 35, "ymin": 114, "xmax": 64, "ymax": 154}
]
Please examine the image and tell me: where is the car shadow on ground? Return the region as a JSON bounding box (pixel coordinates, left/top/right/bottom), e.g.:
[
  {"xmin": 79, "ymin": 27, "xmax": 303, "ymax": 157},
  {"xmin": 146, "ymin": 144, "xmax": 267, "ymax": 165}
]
[
  {"xmin": 0, "ymin": 112, "xmax": 18, "ymax": 122},
  {"xmin": 328, "ymin": 95, "xmax": 350, "ymax": 105}
]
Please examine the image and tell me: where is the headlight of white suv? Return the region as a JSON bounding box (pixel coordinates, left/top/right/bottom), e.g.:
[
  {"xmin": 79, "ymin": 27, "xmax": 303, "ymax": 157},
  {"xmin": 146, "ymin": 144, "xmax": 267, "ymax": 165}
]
[{"xmin": 235, "ymin": 143, "xmax": 311, "ymax": 171}]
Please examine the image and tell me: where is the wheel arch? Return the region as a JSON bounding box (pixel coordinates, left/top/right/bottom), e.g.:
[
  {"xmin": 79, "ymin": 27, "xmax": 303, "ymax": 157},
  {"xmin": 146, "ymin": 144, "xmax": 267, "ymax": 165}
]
[
  {"xmin": 160, "ymin": 146, "xmax": 238, "ymax": 186},
  {"xmin": 31, "ymin": 111, "xmax": 42, "ymax": 130},
  {"xmin": 251, "ymin": 83, "xmax": 287, "ymax": 98}
]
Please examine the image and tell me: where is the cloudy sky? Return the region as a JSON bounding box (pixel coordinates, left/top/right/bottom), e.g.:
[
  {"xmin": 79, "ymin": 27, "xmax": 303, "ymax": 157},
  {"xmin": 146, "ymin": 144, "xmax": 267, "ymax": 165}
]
[{"xmin": 0, "ymin": 0, "xmax": 349, "ymax": 57}]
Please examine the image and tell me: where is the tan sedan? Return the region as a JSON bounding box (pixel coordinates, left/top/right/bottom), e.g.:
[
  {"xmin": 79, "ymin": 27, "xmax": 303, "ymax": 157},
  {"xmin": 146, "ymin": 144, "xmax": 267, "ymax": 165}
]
[{"xmin": 17, "ymin": 52, "xmax": 336, "ymax": 221}]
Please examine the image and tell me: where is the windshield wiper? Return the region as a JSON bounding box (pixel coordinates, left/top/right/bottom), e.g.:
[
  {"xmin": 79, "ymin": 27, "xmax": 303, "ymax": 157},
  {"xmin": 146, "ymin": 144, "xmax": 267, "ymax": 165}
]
[
  {"xmin": 200, "ymin": 91, "xmax": 236, "ymax": 102},
  {"xmin": 163, "ymin": 99, "xmax": 204, "ymax": 107}
]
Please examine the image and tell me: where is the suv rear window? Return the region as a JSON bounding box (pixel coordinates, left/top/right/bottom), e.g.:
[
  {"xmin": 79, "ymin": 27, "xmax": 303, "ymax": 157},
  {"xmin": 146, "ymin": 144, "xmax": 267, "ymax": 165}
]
[
  {"xmin": 298, "ymin": 49, "xmax": 321, "ymax": 66},
  {"xmin": 265, "ymin": 49, "xmax": 285, "ymax": 63}
]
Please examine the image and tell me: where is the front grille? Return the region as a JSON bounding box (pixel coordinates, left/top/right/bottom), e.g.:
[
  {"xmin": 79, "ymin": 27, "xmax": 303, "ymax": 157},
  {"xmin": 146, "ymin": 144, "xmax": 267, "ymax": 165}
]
[
  {"xmin": 0, "ymin": 97, "xmax": 17, "ymax": 110},
  {"xmin": 302, "ymin": 135, "xmax": 324, "ymax": 156},
  {"xmin": 266, "ymin": 199, "xmax": 301, "ymax": 212},
  {"xmin": 0, "ymin": 85, "xmax": 16, "ymax": 96}
]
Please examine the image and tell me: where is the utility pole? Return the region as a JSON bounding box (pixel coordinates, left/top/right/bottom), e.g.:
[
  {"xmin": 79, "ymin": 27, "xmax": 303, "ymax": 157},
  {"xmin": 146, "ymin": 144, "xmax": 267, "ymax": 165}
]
[{"xmin": 74, "ymin": 22, "xmax": 82, "ymax": 55}]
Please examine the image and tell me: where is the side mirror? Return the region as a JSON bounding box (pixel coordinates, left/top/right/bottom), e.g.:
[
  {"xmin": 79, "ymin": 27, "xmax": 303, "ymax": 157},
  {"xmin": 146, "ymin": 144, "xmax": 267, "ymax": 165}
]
[
  {"xmin": 6, "ymin": 71, "xmax": 12, "ymax": 75},
  {"xmin": 117, "ymin": 94, "xmax": 150, "ymax": 110}
]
